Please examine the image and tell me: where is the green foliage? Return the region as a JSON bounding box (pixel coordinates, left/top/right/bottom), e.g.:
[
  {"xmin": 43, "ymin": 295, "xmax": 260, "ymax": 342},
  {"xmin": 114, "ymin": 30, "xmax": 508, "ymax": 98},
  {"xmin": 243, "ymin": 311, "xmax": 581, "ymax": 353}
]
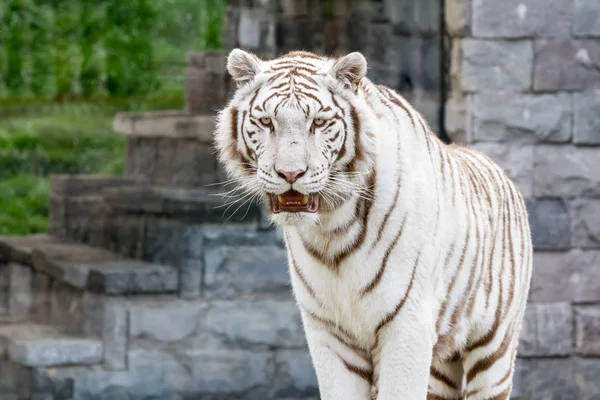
[
  {"xmin": 0, "ymin": 0, "xmax": 227, "ymax": 101},
  {"xmin": 0, "ymin": 112, "xmax": 126, "ymax": 235}
]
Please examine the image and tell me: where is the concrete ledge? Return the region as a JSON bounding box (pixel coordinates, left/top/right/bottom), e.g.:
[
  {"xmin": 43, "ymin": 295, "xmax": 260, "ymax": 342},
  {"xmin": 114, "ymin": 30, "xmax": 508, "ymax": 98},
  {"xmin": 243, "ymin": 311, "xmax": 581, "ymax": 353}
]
[{"xmin": 112, "ymin": 111, "xmax": 216, "ymax": 143}]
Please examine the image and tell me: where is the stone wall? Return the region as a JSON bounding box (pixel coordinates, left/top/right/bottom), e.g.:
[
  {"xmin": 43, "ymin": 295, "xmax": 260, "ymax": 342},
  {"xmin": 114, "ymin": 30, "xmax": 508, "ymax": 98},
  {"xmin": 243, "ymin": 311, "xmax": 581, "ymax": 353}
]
[
  {"xmin": 445, "ymin": 0, "xmax": 600, "ymax": 398},
  {"xmin": 225, "ymin": 0, "xmax": 445, "ymax": 136}
]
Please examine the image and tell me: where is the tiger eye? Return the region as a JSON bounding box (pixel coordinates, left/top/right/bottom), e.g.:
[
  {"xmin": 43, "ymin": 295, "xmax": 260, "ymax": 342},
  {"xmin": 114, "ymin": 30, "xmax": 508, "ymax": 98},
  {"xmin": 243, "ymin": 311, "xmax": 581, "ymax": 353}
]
[
  {"xmin": 313, "ymin": 118, "xmax": 326, "ymax": 126},
  {"xmin": 260, "ymin": 117, "xmax": 272, "ymax": 126}
]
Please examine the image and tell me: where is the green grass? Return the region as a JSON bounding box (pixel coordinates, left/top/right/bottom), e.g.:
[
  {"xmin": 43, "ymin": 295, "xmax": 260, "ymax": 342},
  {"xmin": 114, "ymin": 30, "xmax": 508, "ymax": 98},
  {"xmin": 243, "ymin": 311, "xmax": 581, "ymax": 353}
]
[{"xmin": 0, "ymin": 109, "xmax": 127, "ymax": 235}]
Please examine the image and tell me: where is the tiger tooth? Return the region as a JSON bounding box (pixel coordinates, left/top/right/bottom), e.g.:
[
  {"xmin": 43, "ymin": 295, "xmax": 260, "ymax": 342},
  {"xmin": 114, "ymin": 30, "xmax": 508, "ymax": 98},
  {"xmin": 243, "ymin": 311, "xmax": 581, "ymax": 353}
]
[
  {"xmin": 277, "ymin": 195, "xmax": 286, "ymax": 205},
  {"xmin": 301, "ymin": 195, "xmax": 309, "ymax": 205}
]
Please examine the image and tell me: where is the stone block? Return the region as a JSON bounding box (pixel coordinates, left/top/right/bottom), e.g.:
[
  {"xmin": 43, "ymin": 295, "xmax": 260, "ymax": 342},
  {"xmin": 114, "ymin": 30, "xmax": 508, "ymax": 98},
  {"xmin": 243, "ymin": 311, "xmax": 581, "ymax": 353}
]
[
  {"xmin": 204, "ymin": 245, "xmax": 290, "ymax": 298},
  {"xmin": 30, "ymin": 273, "xmax": 51, "ymax": 325},
  {"xmin": 274, "ymin": 350, "xmax": 318, "ymax": 397},
  {"xmin": 124, "ymin": 136, "xmax": 156, "ymax": 183},
  {"xmin": 530, "ymin": 250, "xmax": 600, "ymax": 302},
  {"xmin": 518, "ymin": 302, "xmax": 572, "ymax": 357},
  {"xmin": 102, "ymin": 213, "xmax": 146, "ymax": 259},
  {"xmin": 516, "ymin": 358, "xmax": 600, "ymax": 400},
  {"xmin": 8, "ymin": 263, "xmax": 32, "ymax": 319},
  {"xmin": 63, "ymin": 196, "xmax": 107, "ymax": 247},
  {"xmin": 143, "ymin": 221, "xmax": 206, "ymax": 294},
  {"xmin": 575, "ymin": 306, "xmax": 600, "ymax": 356},
  {"xmin": 525, "ymin": 198, "xmax": 570, "ymax": 250},
  {"xmin": 445, "ymin": 0, "xmax": 471, "ymax": 36},
  {"xmin": 534, "ymin": 145, "xmax": 600, "ymax": 198},
  {"xmin": 569, "ymin": 198, "xmax": 600, "ymax": 249},
  {"xmin": 0, "ymin": 361, "xmax": 32, "ymax": 394},
  {"xmin": 49, "ymin": 280, "xmax": 84, "ymax": 334},
  {"xmin": 471, "ymin": 93, "xmax": 571, "ymax": 143},
  {"xmin": 113, "ymin": 111, "xmax": 216, "ymax": 142},
  {"xmin": 386, "ymin": 0, "xmax": 438, "ymax": 35},
  {"xmin": 9, "ymin": 335, "xmax": 103, "ymax": 367},
  {"xmin": 197, "ymin": 300, "xmax": 305, "ymax": 348},
  {"xmin": 574, "ymin": 0, "xmax": 600, "ymax": 37},
  {"xmin": 83, "ymin": 292, "xmax": 105, "ymax": 337},
  {"xmin": 471, "ymin": 143, "xmax": 533, "ymax": 198},
  {"xmin": 461, "ymin": 39, "xmax": 533, "ymax": 91},
  {"xmin": 0, "ymin": 323, "xmax": 103, "ymax": 367},
  {"xmin": 472, "ymin": 0, "xmax": 571, "ymax": 38},
  {"xmin": 129, "ymin": 298, "xmax": 206, "ymax": 342},
  {"xmin": 49, "ymin": 175, "xmax": 136, "ymax": 197},
  {"xmin": 178, "ymin": 348, "xmax": 273, "ymax": 394},
  {"xmin": 104, "ymin": 186, "xmax": 263, "ymax": 224},
  {"xmin": 445, "ymin": 93, "xmax": 467, "ymax": 145},
  {"xmin": 48, "ymin": 196, "xmax": 67, "ymax": 239},
  {"xmin": 86, "ymin": 260, "xmax": 178, "ymax": 295},
  {"xmin": 102, "ymin": 302, "xmax": 128, "ymax": 370},
  {"xmin": 0, "ymin": 265, "xmax": 8, "ymax": 313},
  {"xmin": 574, "ymin": 90, "xmax": 600, "ymax": 144},
  {"xmin": 0, "ymin": 234, "xmax": 56, "ymax": 267},
  {"xmin": 203, "ymin": 224, "xmax": 283, "ymax": 248},
  {"xmin": 534, "ymin": 39, "xmax": 600, "ymax": 91}
]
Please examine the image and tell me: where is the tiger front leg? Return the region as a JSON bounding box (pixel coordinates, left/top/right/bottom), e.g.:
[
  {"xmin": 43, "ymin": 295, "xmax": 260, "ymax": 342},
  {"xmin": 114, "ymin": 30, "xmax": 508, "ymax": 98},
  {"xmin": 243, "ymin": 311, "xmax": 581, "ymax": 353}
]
[
  {"xmin": 372, "ymin": 312, "xmax": 434, "ymax": 399},
  {"xmin": 302, "ymin": 317, "xmax": 373, "ymax": 400}
]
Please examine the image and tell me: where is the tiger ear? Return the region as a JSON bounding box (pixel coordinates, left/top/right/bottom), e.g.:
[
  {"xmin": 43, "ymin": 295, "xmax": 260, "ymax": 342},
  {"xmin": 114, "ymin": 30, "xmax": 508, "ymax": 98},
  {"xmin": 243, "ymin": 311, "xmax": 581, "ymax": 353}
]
[
  {"xmin": 328, "ymin": 52, "xmax": 367, "ymax": 91},
  {"xmin": 226, "ymin": 48, "xmax": 263, "ymax": 87}
]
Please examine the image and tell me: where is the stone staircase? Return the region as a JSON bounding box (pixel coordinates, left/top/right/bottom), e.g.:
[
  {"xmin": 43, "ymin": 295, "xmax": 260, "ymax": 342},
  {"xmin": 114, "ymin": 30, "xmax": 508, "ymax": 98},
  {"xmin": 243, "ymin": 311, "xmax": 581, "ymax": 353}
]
[{"xmin": 0, "ymin": 51, "xmax": 317, "ymax": 400}]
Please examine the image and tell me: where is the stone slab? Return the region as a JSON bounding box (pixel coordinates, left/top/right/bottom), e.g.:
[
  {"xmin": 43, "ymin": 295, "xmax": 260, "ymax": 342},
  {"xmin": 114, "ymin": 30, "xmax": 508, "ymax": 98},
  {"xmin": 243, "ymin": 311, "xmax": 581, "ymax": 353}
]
[
  {"xmin": 472, "ymin": 0, "xmax": 571, "ymax": 38},
  {"xmin": 445, "ymin": 0, "xmax": 470, "ymax": 36},
  {"xmin": 203, "ymin": 245, "xmax": 290, "ymax": 299},
  {"xmin": 534, "ymin": 39, "xmax": 600, "ymax": 91},
  {"xmin": 103, "ymin": 185, "xmax": 263, "ymax": 223},
  {"xmin": 516, "ymin": 357, "xmax": 600, "ymax": 400},
  {"xmin": 575, "ymin": 305, "xmax": 600, "ymax": 356},
  {"xmin": 49, "ymin": 175, "xmax": 137, "ymax": 197},
  {"xmin": 197, "ymin": 300, "xmax": 306, "ymax": 348},
  {"xmin": 530, "ymin": 250, "xmax": 600, "ymax": 302},
  {"xmin": 470, "ymin": 93, "xmax": 571, "ymax": 143},
  {"xmin": 574, "ymin": 90, "xmax": 600, "ymax": 144},
  {"xmin": 0, "ymin": 235, "xmax": 56, "ymax": 267},
  {"xmin": 0, "ymin": 323, "xmax": 102, "ymax": 367},
  {"xmin": 525, "ymin": 198, "xmax": 570, "ymax": 250},
  {"xmin": 518, "ymin": 302, "xmax": 572, "ymax": 357},
  {"xmin": 534, "ymin": 145, "xmax": 600, "ymax": 198},
  {"xmin": 102, "ymin": 303, "xmax": 128, "ymax": 370},
  {"xmin": 574, "ymin": 0, "xmax": 600, "ymax": 36},
  {"xmin": 569, "ymin": 198, "xmax": 600, "ymax": 249},
  {"xmin": 274, "ymin": 350, "xmax": 318, "ymax": 398},
  {"xmin": 462, "ymin": 39, "xmax": 533, "ymax": 91},
  {"xmin": 12, "ymin": 237, "xmax": 178, "ymax": 295},
  {"xmin": 8, "ymin": 263, "xmax": 32, "ymax": 320},
  {"xmin": 178, "ymin": 348, "xmax": 273, "ymax": 394},
  {"xmin": 113, "ymin": 111, "xmax": 216, "ymax": 143},
  {"xmin": 86, "ymin": 260, "xmax": 178, "ymax": 295},
  {"xmin": 129, "ymin": 298, "xmax": 207, "ymax": 342}
]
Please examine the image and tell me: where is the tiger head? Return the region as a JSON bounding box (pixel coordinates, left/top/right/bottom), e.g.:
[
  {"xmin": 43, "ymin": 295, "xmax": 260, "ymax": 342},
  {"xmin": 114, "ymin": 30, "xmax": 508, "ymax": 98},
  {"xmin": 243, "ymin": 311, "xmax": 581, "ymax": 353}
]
[{"xmin": 215, "ymin": 49, "xmax": 376, "ymax": 227}]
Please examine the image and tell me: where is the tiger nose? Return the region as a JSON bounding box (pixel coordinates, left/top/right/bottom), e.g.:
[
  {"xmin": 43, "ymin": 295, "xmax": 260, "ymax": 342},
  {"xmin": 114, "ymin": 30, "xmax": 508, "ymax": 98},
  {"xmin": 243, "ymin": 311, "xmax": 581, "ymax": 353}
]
[{"xmin": 276, "ymin": 168, "xmax": 307, "ymax": 183}]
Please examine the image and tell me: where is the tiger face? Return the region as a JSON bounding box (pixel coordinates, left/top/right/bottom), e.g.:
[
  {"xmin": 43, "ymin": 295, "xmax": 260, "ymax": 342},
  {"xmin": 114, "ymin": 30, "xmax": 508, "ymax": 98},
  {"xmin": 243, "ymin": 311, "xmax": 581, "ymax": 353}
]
[{"xmin": 215, "ymin": 49, "xmax": 376, "ymax": 226}]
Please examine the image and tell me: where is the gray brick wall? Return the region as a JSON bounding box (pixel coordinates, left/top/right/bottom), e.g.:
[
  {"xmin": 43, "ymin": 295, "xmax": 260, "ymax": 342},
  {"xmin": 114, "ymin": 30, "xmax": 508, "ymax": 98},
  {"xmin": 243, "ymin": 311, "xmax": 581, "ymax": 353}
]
[{"xmin": 446, "ymin": 0, "xmax": 600, "ymax": 397}]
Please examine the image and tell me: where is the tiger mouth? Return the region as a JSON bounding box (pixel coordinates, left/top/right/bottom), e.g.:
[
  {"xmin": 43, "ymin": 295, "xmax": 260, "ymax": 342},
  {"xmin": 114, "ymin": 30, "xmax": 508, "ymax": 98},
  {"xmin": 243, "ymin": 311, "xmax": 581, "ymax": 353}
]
[{"xmin": 270, "ymin": 190, "xmax": 319, "ymax": 213}]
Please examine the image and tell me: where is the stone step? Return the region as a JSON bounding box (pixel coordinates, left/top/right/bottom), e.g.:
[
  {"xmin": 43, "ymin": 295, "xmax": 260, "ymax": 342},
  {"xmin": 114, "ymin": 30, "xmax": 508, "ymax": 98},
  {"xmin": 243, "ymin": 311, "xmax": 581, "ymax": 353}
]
[
  {"xmin": 0, "ymin": 313, "xmax": 23, "ymax": 325},
  {"xmin": 0, "ymin": 323, "xmax": 102, "ymax": 367},
  {"xmin": 0, "ymin": 234, "xmax": 178, "ymax": 295},
  {"xmin": 102, "ymin": 184, "xmax": 264, "ymax": 223}
]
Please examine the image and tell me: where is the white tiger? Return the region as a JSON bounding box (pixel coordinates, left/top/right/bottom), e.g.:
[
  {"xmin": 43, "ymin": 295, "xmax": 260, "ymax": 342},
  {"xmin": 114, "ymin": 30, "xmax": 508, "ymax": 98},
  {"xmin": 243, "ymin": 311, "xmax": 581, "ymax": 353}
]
[{"xmin": 214, "ymin": 48, "xmax": 533, "ymax": 400}]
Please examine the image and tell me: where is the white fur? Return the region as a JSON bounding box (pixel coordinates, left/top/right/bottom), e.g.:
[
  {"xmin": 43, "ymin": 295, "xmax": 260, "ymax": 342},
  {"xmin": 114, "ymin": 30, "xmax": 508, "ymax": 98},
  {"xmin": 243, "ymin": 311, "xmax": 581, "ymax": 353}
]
[{"xmin": 215, "ymin": 49, "xmax": 533, "ymax": 400}]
